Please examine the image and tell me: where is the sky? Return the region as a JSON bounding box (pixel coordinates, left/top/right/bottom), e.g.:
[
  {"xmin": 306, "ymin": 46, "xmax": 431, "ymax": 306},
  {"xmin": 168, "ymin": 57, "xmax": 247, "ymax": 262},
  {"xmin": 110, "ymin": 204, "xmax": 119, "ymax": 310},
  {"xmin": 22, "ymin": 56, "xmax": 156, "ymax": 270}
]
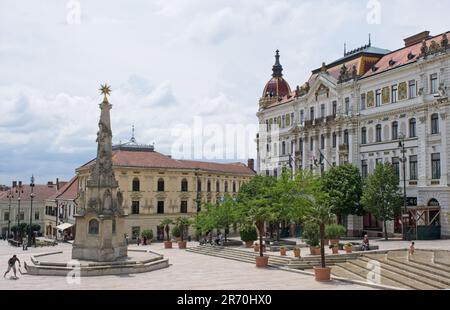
[{"xmin": 0, "ymin": 0, "xmax": 449, "ymax": 185}]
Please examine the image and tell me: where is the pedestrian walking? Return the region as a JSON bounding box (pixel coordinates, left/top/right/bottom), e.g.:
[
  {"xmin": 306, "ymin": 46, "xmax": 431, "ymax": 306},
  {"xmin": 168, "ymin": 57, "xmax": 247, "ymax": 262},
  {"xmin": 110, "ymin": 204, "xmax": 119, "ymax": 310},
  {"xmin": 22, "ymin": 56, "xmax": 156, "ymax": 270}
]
[
  {"xmin": 3, "ymin": 255, "xmax": 22, "ymax": 279},
  {"xmin": 143, "ymin": 236, "xmax": 147, "ymax": 246},
  {"xmin": 136, "ymin": 237, "xmax": 141, "ymax": 246},
  {"xmin": 409, "ymin": 241, "xmax": 415, "ymax": 255},
  {"xmin": 22, "ymin": 236, "xmax": 28, "ymax": 251}
]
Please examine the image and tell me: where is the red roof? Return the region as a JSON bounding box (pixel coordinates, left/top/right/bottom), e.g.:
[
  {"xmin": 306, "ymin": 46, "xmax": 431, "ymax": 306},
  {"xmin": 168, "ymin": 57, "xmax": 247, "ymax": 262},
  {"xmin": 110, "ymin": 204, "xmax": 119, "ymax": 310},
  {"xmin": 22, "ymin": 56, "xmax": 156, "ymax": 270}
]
[
  {"xmin": 47, "ymin": 176, "xmax": 79, "ymax": 201},
  {"xmin": 262, "ymin": 77, "xmax": 291, "ymax": 98},
  {"xmin": 79, "ymin": 150, "xmax": 255, "ymax": 176},
  {"xmin": 363, "ymin": 31, "xmax": 450, "ymax": 78},
  {"xmin": 0, "ymin": 184, "xmax": 58, "ymax": 202}
]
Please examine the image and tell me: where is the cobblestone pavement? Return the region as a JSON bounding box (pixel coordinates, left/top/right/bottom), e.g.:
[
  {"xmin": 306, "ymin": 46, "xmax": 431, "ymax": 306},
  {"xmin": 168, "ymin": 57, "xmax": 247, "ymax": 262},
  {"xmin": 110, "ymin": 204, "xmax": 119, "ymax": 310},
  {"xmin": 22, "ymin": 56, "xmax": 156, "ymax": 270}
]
[{"xmin": 0, "ymin": 240, "xmax": 370, "ymax": 290}]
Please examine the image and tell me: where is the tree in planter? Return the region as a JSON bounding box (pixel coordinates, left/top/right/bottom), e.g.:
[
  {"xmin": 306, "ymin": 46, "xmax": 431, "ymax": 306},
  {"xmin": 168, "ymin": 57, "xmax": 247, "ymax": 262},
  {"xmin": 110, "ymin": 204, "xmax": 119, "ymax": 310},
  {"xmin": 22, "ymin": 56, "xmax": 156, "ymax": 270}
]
[
  {"xmin": 302, "ymin": 222, "xmax": 320, "ymax": 250},
  {"xmin": 325, "ymin": 224, "xmax": 346, "ymax": 243},
  {"xmin": 174, "ymin": 217, "xmax": 193, "ymax": 242},
  {"xmin": 236, "ymin": 175, "xmax": 278, "ymax": 262},
  {"xmin": 361, "ymin": 162, "xmax": 403, "ymax": 240},
  {"xmin": 240, "ymin": 225, "xmax": 258, "ymax": 246},
  {"xmin": 322, "ymin": 163, "xmax": 364, "ymax": 224},
  {"xmin": 171, "ymin": 225, "xmax": 181, "ymax": 240},
  {"xmin": 141, "ymin": 229, "xmax": 154, "ymax": 243},
  {"xmin": 159, "ymin": 218, "xmax": 173, "ymax": 241}
]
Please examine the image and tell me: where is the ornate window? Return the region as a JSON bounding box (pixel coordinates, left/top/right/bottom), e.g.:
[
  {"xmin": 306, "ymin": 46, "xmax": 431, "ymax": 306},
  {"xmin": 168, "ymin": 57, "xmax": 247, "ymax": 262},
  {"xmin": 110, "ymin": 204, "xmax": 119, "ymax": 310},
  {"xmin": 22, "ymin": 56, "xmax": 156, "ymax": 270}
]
[
  {"xmin": 360, "ymin": 94, "xmax": 366, "ymax": 110},
  {"xmin": 180, "ymin": 201, "xmax": 188, "ymax": 214},
  {"xmin": 408, "ymin": 80, "xmax": 417, "ymax": 99},
  {"xmin": 409, "ymin": 118, "xmax": 416, "ymax": 137},
  {"xmin": 391, "ymin": 85, "xmax": 398, "ymax": 103},
  {"xmin": 132, "ymin": 178, "xmax": 140, "ymax": 192},
  {"xmin": 320, "ymin": 134, "xmax": 325, "ymax": 150},
  {"xmin": 430, "ymin": 73, "xmax": 438, "ymax": 94},
  {"xmin": 375, "ymin": 89, "xmax": 381, "ymax": 107},
  {"xmin": 282, "ymin": 141, "xmax": 286, "ymax": 155},
  {"xmin": 181, "ymin": 179, "xmax": 188, "ymax": 192},
  {"xmin": 361, "ymin": 160, "xmax": 368, "ymax": 179},
  {"xmin": 157, "ymin": 201, "xmax": 164, "ymax": 214},
  {"xmin": 392, "ymin": 157, "xmax": 400, "ymax": 178},
  {"xmin": 131, "ymin": 201, "xmax": 140, "ymax": 214},
  {"xmin": 157, "ymin": 178, "xmax": 165, "ymax": 192},
  {"xmin": 431, "ymin": 113, "xmax": 439, "ymax": 134},
  {"xmin": 88, "ymin": 219, "xmax": 99, "ymax": 235},
  {"xmin": 332, "ymin": 132, "xmax": 336, "ymax": 148},
  {"xmin": 392, "ymin": 121, "xmax": 398, "ymax": 140},
  {"xmin": 376, "ymin": 125, "xmax": 382, "ymax": 142},
  {"xmin": 431, "ymin": 153, "xmax": 441, "ymax": 179},
  {"xmin": 361, "ymin": 127, "xmax": 367, "ymax": 145},
  {"xmin": 343, "ymin": 130, "xmax": 349, "ymax": 145},
  {"xmin": 409, "ymin": 155, "xmax": 418, "ymax": 180}
]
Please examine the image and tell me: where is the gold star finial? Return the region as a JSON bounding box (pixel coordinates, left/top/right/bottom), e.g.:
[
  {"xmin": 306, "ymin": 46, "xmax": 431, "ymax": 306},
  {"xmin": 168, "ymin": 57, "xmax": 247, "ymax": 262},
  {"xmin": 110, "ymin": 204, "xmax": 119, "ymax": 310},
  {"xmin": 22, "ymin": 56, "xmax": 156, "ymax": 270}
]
[{"xmin": 99, "ymin": 83, "xmax": 111, "ymax": 101}]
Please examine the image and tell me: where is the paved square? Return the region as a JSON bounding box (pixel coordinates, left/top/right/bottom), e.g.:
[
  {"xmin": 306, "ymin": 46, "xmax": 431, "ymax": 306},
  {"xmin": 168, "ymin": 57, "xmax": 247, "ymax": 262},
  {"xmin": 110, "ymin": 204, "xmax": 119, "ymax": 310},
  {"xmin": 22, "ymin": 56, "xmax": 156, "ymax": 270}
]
[{"xmin": 0, "ymin": 240, "xmax": 371, "ymax": 290}]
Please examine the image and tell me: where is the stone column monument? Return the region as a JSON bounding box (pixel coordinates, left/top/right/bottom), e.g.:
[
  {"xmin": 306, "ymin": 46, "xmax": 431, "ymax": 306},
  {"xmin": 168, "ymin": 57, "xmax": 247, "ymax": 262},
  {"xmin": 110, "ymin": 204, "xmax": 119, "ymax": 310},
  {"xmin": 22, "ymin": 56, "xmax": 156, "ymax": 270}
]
[{"xmin": 72, "ymin": 84, "xmax": 128, "ymax": 261}]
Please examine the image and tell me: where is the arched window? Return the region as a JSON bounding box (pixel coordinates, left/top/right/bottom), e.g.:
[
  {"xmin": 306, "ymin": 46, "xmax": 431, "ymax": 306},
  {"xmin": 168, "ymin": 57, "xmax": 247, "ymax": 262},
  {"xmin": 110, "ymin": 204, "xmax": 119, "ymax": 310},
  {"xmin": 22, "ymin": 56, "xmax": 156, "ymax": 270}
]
[
  {"xmin": 409, "ymin": 118, "xmax": 416, "ymax": 137},
  {"xmin": 224, "ymin": 181, "xmax": 228, "ymax": 193},
  {"xmin": 392, "ymin": 121, "xmax": 398, "ymax": 140},
  {"xmin": 181, "ymin": 178, "xmax": 188, "ymax": 192},
  {"xmin": 216, "ymin": 181, "xmax": 220, "ymax": 193},
  {"xmin": 376, "ymin": 124, "xmax": 382, "ymax": 142},
  {"xmin": 132, "ymin": 178, "xmax": 140, "ymax": 192},
  {"xmin": 157, "ymin": 178, "xmax": 165, "ymax": 192},
  {"xmin": 361, "ymin": 127, "xmax": 367, "ymax": 144},
  {"xmin": 207, "ymin": 180, "xmax": 211, "ymax": 192},
  {"xmin": 232, "ymin": 181, "xmax": 236, "ymax": 193},
  {"xmin": 428, "ymin": 198, "xmax": 440, "ymax": 207},
  {"xmin": 431, "ymin": 113, "xmax": 439, "ymax": 134},
  {"xmin": 88, "ymin": 219, "xmax": 99, "ymax": 235}
]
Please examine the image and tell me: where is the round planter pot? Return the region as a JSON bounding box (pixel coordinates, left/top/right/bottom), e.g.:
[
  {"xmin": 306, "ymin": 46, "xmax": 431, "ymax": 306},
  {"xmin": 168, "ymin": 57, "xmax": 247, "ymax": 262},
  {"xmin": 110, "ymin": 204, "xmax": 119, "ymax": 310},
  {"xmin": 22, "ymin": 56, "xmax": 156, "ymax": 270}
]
[
  {"xmin": 332, "ymin": 247, "xmax": 339, "ymax": 254},
  {"xmin": 255, "ymin": 256, "xmax": 269, "ymax": 268},
  {"xmin": 280, "ymin": 248, "xmax": 287, "ymax": 256},
  {"xmin": 313, "ymin": 247, "xmax": 321, "ymax": 255},
  {"xmin": 178, "ymin": 241, "xmax": 187, "ymax": 249},
  {"xmin": 164, "ymin": 241, "xmax": 173, "ymax": 249},
  {"xmin": 245, "ymin": 241, "xmax": 254, "ymax": 248},
  {"xmin": 314, "ymin": 267, "xmax": 332, "ymax": 282},
  {"xmin": 345, "ymin": 247, "xmax": 352, "ymax": 253},
  {"xmin": 309, "ymin": 246, "xmax": 316, "ymax": 255},
  {"xmin": 293, "ymin": 249, "xmax": 301, "ymax": 258}
]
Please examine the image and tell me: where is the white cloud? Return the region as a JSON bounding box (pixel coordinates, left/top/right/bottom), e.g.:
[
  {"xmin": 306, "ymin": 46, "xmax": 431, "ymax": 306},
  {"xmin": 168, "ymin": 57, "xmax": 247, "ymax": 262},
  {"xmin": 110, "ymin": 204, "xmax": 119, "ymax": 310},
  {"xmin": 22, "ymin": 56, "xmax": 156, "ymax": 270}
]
[{"xmin": 0, "ymin": 0, "xmax": 448, "ymax": 183}]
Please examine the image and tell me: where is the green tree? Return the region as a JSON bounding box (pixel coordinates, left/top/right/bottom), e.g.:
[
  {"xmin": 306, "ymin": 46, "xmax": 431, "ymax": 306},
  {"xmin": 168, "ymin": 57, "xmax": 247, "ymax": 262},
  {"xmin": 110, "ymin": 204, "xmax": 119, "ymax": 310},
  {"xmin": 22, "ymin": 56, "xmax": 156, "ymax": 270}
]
[
  {"xmin": 361, "ymin": 162, "xmax": 403, "ymax": 240},
  {"xmin": 159, "ymin": 218, "xmax": 173, "ymax": 241},
  {"xmin": 215, "ymin": 195, "xmax": 238, "ymax": 241},
  {"xmin": 193, "ymin": 203, "xmax": 217, "ymax": 241},
  {"xmin": 174, "ymin": 217, "xmax": 193, "ymax": 242},
  {"xmin": 322, "ymin": 163, "xmax": 364, "ymax": 223},
  {"xmin": 236, "ymin": 175, "xmax": 278, "ymax": 257},
  {"xmin": 141, "ymin": 229, "xmax": 154, "ymax": 241},
  {"xmin": 270, "ymin": 169, "xmax": 295, "ymax": 241}
]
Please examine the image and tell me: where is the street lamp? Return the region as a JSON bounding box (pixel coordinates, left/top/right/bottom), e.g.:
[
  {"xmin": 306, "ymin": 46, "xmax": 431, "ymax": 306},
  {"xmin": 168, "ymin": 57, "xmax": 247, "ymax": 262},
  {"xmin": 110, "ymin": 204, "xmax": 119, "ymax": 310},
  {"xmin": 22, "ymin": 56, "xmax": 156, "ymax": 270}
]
[
  {"xmin": 6, "ymin": 184, "xmax": 14, "ymax": 239},
  {"xmin": 398, "ymin": 133, "xmax": 407, "ymax": 239},
  {"xmin": 15, "ymin": 181, "xmax": 23, "ymax": 240},
  {"xmin": 28, "ymin": 175, "xmax": 35, "ymax": 247}
]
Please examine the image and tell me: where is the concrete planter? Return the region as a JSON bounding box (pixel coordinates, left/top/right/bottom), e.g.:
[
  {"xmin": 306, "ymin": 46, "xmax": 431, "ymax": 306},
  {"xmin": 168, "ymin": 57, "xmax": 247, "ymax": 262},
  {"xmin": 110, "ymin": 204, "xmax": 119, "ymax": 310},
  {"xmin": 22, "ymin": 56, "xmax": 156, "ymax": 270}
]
[
  {"xmin": 314, "ymin": 267, "xmax": 331, "ymax": 281},
  {"xmin": 178, "ymin": 241, "xmax": 187, "ymax": 249},
  {"xmin": 255, "ymin": 256, "xmax": 269, "ymax": 268},
  {"xmin": 164, "ymin": 241, "xmax": 172, "ymax": 249}
]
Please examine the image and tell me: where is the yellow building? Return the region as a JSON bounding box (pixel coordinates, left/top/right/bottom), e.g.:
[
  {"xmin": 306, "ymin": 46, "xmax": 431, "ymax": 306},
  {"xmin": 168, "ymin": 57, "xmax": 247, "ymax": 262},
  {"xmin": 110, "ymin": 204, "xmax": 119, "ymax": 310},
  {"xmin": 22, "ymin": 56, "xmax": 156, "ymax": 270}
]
[{"xmin": 76, "ymin": 138, "xmax": 255, "ymax": 240}]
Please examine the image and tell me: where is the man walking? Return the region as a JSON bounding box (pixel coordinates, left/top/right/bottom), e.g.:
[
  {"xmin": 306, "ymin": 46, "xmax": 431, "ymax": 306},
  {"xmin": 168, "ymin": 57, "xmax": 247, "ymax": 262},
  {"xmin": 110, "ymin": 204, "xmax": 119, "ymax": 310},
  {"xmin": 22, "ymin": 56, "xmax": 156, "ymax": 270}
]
[{"xmin": 3, "ymin": 255, "xmax": 22, "ymax": 279}]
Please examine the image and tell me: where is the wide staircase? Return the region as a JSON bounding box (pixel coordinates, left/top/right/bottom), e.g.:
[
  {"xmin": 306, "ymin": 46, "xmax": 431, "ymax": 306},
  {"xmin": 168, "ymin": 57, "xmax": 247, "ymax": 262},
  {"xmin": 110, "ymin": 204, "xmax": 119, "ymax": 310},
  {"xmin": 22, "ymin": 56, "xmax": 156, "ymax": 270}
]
[
  {"xmin": 331, "ymin": 249, "xmax": 450, "ymax": 290},
  {"xmin": 187, "ymin": 245, "xmax": 359, "ymax": 268}
]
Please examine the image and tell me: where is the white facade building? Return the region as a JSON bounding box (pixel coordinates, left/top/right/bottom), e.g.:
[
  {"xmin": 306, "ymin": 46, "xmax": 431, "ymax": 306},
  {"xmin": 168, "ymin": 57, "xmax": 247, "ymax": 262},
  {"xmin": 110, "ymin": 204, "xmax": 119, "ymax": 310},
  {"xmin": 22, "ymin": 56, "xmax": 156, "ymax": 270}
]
[{"xmin": 256, "ymin": 31, "xmax": 450, "ymax": 239}]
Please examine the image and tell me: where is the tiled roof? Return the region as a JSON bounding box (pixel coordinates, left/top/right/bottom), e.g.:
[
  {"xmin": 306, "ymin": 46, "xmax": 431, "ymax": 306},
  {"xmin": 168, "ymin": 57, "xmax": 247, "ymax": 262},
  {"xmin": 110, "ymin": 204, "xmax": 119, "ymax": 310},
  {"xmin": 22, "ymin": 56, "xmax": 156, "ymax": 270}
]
[
  {"xmin": 47, "ymin": 176, "xmax": 79, "ymax": 201},
  {"xmin": 362, "ymin": 31, "xmax": 450, "ymax": 78},
  {"xmin": 0, "ymin": 184, "xmax": 58, "ymax": 202},
  {"xmin": 79, "ymin": 150, "xmax": 255, "ymax": 175}
]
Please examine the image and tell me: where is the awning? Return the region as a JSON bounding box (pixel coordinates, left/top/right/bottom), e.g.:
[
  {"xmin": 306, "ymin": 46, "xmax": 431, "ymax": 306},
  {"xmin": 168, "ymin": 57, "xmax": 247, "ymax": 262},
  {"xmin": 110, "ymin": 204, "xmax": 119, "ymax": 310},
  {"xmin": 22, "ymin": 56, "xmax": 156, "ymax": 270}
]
[{"xmin": 56, "ymin": 223, "xmax": 74, "ymax": 231}]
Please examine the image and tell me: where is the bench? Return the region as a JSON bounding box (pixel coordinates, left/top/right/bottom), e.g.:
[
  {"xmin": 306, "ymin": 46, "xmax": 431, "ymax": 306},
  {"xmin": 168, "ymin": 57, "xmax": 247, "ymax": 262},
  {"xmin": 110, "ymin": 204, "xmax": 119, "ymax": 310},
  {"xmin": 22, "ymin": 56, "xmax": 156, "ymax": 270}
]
[{"xmin": 8, "ymin": 239, "xmax": 21, "ymax": 247}]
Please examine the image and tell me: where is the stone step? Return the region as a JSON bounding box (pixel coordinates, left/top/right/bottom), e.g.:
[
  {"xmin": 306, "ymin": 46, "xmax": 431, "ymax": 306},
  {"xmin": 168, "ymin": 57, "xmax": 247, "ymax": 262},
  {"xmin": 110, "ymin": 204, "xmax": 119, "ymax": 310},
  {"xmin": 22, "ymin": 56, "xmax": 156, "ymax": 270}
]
[
  {"xmin": 188, "ymin": 247, "xmax": 291, "ymax": 264},
  {"xmin": 186, "ymin": 248, "xmax": 285, "ymax": 267},
  {"xmin": 347, "ymin": 259, "xmax": 437, "ymax": 290},
  {"xmin": 331, "ymin": 265, "xmax": 368, "ymax": 281},
  {"xmin": 360, "ymin": 256, "xmax": 449, "ymax": 289},
  {"xmin": 331, "ymin": 262, "xmax": 411, "ymax": 289},
  {"xmin": 333, "ymin": 262, "xmax": 411, "ymax": 289},
  {"xmin": 389, "ymin": 257, "xmax": 450, "ymax": 279}
]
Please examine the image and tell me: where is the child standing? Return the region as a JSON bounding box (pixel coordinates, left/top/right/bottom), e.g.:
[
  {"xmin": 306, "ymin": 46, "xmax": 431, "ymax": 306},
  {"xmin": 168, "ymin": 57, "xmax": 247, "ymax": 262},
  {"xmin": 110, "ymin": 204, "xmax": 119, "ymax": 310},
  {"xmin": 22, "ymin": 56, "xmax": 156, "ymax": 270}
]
[{"xmin": 409, "ymin": 241, "xmax": 415, "ymax": 255}]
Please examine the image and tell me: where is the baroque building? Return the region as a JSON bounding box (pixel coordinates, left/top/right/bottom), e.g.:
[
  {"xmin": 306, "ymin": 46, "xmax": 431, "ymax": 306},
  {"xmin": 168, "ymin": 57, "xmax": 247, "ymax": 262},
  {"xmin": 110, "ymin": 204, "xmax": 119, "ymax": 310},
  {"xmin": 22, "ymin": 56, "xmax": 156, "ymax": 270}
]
[
  {"xmin": 256, "ymin": 30, "xmax": 450, "ymax": 239},
  {"xmin": 76, "ymin": 133, "xmax": 255, "ymax": 241}
]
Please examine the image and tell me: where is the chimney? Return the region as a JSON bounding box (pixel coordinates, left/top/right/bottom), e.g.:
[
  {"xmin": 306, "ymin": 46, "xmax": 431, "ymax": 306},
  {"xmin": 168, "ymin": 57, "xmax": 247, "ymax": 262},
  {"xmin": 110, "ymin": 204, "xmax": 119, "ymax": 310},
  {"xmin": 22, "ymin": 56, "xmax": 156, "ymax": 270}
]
[
  {"xmin": 404, "ymin": 31, "xmax": 431, "ymax": 47},
  {"xmin": 12, "ymin": 181, "xmax": 17, "ymax": 188},
  {"xmin": 56, "ymin": 178, "xmax": 60, "ymax": 190},
  {"xmin": 47, "ymin": 181, "xmax": 54, "ymax": 187},
  {"xmin": 247, "ymin": 159, "xmax": 255, "ymax": 171}
]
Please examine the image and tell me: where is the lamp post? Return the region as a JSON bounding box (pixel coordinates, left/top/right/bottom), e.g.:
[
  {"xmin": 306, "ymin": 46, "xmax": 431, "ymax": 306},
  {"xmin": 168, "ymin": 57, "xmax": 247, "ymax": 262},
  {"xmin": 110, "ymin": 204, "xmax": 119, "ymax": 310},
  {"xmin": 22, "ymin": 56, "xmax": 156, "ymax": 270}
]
[
  {"xmin": 15, "ymin": 181, "xmax": 23, "ymax": 240},
  {"xmin": 28, "ymin": 175, "xmax": 35, "ymax": 247},
  {"xmin": 6, "ymin": 184, "xmax": 14, "ymax": 239},
  {"xmin": 398, "ymin": 133, "xmax": 407, "ymax": 239}
]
